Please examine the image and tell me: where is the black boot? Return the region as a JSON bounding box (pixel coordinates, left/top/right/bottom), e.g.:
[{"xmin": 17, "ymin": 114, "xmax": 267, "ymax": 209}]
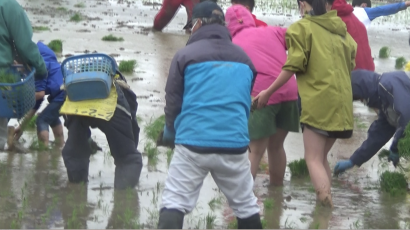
[
  {"xmin": 157, "ymin": 208, "xmax": 184, "ymax": 229},
  {"xmin": 237, "ymin": 213, "xmax": 262, "ymax": 229},
  {"xmin": 114, "ymin": 162, "xmax": 142, "ymax": 190},
  {"xmin": 67, "ymin": 169, "xmax": 89, "ymax": 184}
]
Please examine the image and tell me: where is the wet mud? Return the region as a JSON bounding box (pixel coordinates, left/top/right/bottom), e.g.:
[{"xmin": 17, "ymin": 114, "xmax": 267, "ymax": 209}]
[{"xmin": 1, "ymin": 0, "xmax": 410, "ymax": 228}]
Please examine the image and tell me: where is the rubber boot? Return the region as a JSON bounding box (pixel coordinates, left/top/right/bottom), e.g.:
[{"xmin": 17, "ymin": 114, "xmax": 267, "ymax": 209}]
[
  {"xmin": 114, "ymin": 162, "xmax": 142, "ymax": 190},
  {"xmin": 157, "ymin": 208, "xmax": 184, "ymax": 229},
  {"xmin": 67, "ymin": 168, "xmax": 89, "ymax": 184},
  {"xmin": 237, "ymin": 213, "xmax": 263, "ymax": 229}
]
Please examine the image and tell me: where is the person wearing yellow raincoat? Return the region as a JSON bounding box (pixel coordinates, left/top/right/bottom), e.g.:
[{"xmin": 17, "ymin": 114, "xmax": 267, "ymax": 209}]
[{"xmin": 253, "ymin": 0, "xmax": 357, "ymax": 207}]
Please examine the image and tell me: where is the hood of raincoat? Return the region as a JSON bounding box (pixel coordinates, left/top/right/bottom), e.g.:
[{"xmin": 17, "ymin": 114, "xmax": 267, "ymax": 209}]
[
  {"xmin": 351, "ymin": 69, "xmax": 381, "ymax": 108},
  {"xmin": 226, "ymin": 5, "xmax": 256, "ymax": 37},
  {"xmin": 304, "ymin": 10, "xmax": 347, "ymax": 37},
  {"xmin": 331, "ymin": 0, "xmax": 354, "ymax": 16}
]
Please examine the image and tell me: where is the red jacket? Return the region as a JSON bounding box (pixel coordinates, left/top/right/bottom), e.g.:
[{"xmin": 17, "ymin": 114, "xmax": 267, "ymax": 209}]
[
  {"xmin": 332, "ymin": 0, "xmax": 375, "ymax": 71},
  {"xmin": 252, "ymin": 14, "xmax": 267, "ymax": 27}
]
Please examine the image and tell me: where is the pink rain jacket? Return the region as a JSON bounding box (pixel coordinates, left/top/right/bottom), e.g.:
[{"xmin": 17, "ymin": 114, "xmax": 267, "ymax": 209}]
[{"xmin": 226, "ymin": 5, "xmax": 298, "ymax": 105}]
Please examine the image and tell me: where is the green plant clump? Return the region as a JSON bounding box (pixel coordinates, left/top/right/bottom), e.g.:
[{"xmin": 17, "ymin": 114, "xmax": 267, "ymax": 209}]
[
  {"xmin": 32, "ymin": 26, "xmax": 50, "ymax": 32},
  {"xmin": 74, "ymin": 2, "xmax": 86, "ymax": 8},
  {"xmin": 263, "ymin": 198, "xmax": 274, "ymax": 209},
  {"xmin": 395, "ymin": 57, "xmax": 407, "ymax": 69},
  {"xmin": 398, "ymin": 122, "xmax": 410, "ymax": 160},
  {"xmin": 48, "ymin": 40, "xmax": 63, "ymax": 53},
  {"xmin": 102, "ymin": 34, "xmax": 124, "ymax": 42},
  {"xmin": 380, "ymin": 171, "xmax": 407, "ymax": 196},
  {"xmin": 379, "ymin": 46, "xmax": 391, "ymax": 58},
  {"xmin": 27, "ymin": 115, "xmax": 38, "ymax": 129},
  {"xmin": 119, "ymin": 60, "xmax": 137, "ymax": 73},
  {"xmin": 144, "ymin": 115, "xmax": 165, "ymax": 142},
  {"xmin": 70, "ymin": 13, "xmax": 83, "ymax": 22},
  {"xmin": 288, "ymin": 158, "xmax": 309, "ymax": 177},
  {"xmin": 378, "ymin": 148, "xmax": 390, "ymax": 160}
]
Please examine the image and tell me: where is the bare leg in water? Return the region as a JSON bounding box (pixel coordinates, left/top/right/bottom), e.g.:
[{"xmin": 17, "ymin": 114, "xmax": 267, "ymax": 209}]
[
  {"xmin": 267, "ymin": 129, "xmax": 288, "ymax": 186},
  {"xmin": 303, "ymin": 127, "xmax": 336, "ymax": 208}
]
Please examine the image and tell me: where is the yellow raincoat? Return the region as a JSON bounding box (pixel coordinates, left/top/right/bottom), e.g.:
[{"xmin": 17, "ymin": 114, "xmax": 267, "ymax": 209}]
[{"xmin": 283, "ymin": 10, "xmax": 357, "ymax": 132}]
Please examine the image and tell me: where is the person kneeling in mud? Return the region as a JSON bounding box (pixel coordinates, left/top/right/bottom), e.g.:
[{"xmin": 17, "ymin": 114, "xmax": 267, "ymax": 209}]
[
  {"xmin": 61, "ymin": 65, "xmax": 143, "ymax": 190},
  {"xmin": 156, "ymin": 2, "xmax": 262, "ymax": 228},
  {"xmin": 334, "ymin": 69, "xmax": 410, "ymax": 175}
]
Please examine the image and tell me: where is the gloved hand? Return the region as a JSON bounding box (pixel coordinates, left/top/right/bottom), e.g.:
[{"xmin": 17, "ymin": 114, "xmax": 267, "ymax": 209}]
[
  {"xmin": 388, "ymin": 151, "xmax": 400, "ymax": 167},
  {"xmin": 156, "ymin": 125, "xmax": 175, "ymax": 149},
  {"xmin": 334, "ymin": 160, "xmax": 354, "ymax": 176}
]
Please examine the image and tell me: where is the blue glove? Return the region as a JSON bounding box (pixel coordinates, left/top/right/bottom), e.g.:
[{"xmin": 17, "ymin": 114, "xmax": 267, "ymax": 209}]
[
  {"xmin": 334, "ymin": 160, "xmax": 354, "ymax": 176},
  {"xmin": 388, "ymin": 151, "xmax": 400, "ymax": 167},
  {"xmin": 162, "ymin": 125, "xmax": 175, "ymax": 145}
]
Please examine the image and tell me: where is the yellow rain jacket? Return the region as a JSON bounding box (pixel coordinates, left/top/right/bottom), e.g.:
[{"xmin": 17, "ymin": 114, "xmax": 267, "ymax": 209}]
[{"xmin": 283, "ymin": 10, "xmax": 357, "ymax": 132}]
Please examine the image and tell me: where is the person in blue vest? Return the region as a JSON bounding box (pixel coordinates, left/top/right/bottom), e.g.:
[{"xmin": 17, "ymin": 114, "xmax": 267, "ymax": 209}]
[
  {"xmin": 334, "ymin": 69, "xmax": 410, "ymax": 175},
  {"xmin": 352, "ymin": 0, "xmax": 410, "ymax": 28}
]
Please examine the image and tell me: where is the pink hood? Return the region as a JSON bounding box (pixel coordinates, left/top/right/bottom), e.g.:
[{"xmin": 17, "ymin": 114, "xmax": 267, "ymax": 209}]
[
  {"xmin": 226, "ymin": 5, "xmax": 256, "ymax": 37},
  {"xmin": 226, "ymin": 5, "xmax": 298, "ymax": 105}
]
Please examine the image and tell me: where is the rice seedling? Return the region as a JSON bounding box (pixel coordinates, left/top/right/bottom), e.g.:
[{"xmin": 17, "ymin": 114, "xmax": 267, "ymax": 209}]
[
  {"xmin": 299, "ymin": 217, "xmax": 308, "ymax": 223},
  {"xmin": 399, "ymin": 123, "xmax": 410, "ymax": 160},
  {"xmin": 206, "ymin": 213, "xmax": 216, "ymax": 229},
  {"xmin": 145, "ymin": 141, "xmax": 159, "ymax": 164},
  {"xmin": 102, "ymin": 34, "xmax": 124, "ymax": 42},
  {"xmin": 227, "ymin": 219, "xmax": 238, "ymax": 229},
  {"xmin": 136, "ymin": 115, "xmax": 143, "ymax": 124},
  {"xmin": 378, "ymin": 46, "xmax": 391, "ymax": 58},
  {"xmin": 263, "ymin": 198, "xmax": 274, "ymax": 209},
  {"xmin": 261, "ymin": 218, "xmax": 267, "ymax": 229},
  {"xmin": 119, "ymin": 60, "xmax": 137, "ymax": 73},
  {"xmin": 260, "ymin": 162, "xmax": 268, "ymax": 172},
  {"xmin": 48, "ymin": 40, "xmax": 63, "ymax": 53},
  {"xmin": 74, "ymin": 2, "xmax": 86, "ymax": 8},
  {"xmin": 166, "ymin": 149, "xmax": 173, "ymax": 165},
  {"xmin": 284, "ymin": 217, "xmax": 297, "ymax": 229},
  {"xmin": 27, "ymin": 115, "xmax": 37, "ymax": 129},
  {"xmin": 29, "ymin": 138, "xmax": 49, "ymax": 151},
  {"xmin": 308, "ymin": 185, "xmax": 316, "ymax": 193},
  {"xmin": 70, "ymin": 13, "xmax": 83, "ymax": 22},
  {"xmin": 57, "ymin": 7, "xmax": 68, "ymax": 12},
  {"xmin": 208, "ymin": 197, "xmax": 223, "ymax": 210},
  {"xmin": 288, "ymin": 159, "xmax": 309, "ymax": 177},
  {"xmin": 33, "ymin": 26, "xmax": 50, "ymax": 32},
  {"xmin": 377, "ymin": 148, "xmax": 390, "ymax": 160},
  {"xmin": 349, "ymin": 219, "xmax": 362, "ymax": 229},
  {"xmin": 395, "ymin": 57, "xmax": 407, "ymax": 69},
  {"xmin": 379, "ymin": 171, "xmax": 407, "ymax": 196},
  {"xmin": 144, "ymin": 115, "xmax": 165, "ymax": 142}
]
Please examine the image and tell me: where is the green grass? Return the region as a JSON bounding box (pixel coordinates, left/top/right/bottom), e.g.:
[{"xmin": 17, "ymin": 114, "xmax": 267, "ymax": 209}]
[
  {"xmin": 398, "ymin": 122, "xmax": 410, "ymax": 160},
  {"xmin": 144, "ymin": 141, "xmax": 159, "ymax": 163},
  {"xmin": 33, "ymin": 26, "xmax": 50, "ymax": 32},
  {"xmin": 27, "ymin": 115, "xmax": 38, "ymax": 129},
  {"xmin": 57, "ymin": 7, "xmax": 68, "ymax": 12},
  {"xmin": 102, "ymin": 34, "xmax": 124, "ymax": 42},
  {"xmin": 379, "ymin": 171, "xmax": 407, "ymax": 196},
  {"xmin": 288, "ymin": 159, "xmax": 309, "ymax": 177},
  {"xmin": 0, "ymin": 70, "xmax": 18, "ymax": 90},
  {"xmin": 166, "ymin": 149, "xmax": 173, "ymax": 165},
  {"xmin": 263, "ymin": 198, "xmax": 274, "ymax": 209},
  {"xmin": 395, "ymin": 57, "xmax": 407, "ymax": 69},
  {"xmin": 227, "ymin": 220, "xmax": 238, "ymax": 229},
  {"xmin": 48, "ymin": 40, "xmax": 63, "ymax": 53},
  {"xmin": 144, "ymin": 115, "xmax": 165, "ymax": 142},
  {"xmin": 70, "ymin": 13, "xmax": 83, "ymax": 22},
  {"xmin": 379, "ymin": 46, "xmax": 391, "ymax": 58},
  {"xmin": 119, "ymin": 60, "xmax": 137, "ymax": 73},
  {"xmin": 205, "ymin": 213, "xmax": 216, "ymax": 229},
  {"xmin": 74, "ymin": 2, "xmax": 86, "ymax": 8}
]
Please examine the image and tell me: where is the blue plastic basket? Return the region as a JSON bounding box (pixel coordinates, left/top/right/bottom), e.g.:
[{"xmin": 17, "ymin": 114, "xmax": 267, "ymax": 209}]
[
  {"xmin": 61, "ymin": 54, "xmax": 117, "ymax": 102},
  {"xmin": 0, "ymin": 66, "xmax": 36, "ymax": 119}
]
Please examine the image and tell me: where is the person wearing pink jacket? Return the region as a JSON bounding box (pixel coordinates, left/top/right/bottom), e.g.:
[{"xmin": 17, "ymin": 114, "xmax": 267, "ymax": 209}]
[{"xmin": 226, "ymin": 4, "xmax": 299, "ymax": 186}]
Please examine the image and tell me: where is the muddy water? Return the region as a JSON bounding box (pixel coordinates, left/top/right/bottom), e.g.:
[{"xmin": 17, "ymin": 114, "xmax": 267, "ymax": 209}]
[{"xmin": 0, "ymin": 0, "xmax": 409, "ymax": 229}]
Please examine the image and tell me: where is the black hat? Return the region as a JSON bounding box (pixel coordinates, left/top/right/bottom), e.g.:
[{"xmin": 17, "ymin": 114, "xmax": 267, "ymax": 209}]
[{"xmin": 192, "ymin": 1, "xmax": 224, "ymax": 21}]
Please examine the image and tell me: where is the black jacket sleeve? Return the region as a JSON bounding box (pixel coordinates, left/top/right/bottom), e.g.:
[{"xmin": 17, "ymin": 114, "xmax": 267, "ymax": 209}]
[
  {"xmin": 164, "ymin": 52, "xmax": 184, "ymax": 132},
  {"xmin": 350, "ymin": 112, "xmax": 396, "ymax": 167}
]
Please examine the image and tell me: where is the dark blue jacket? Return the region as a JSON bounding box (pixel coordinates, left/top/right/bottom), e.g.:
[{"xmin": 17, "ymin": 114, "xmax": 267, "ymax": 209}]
[
  {"xmin": 34, "ymin": 42, "xmax": 65, "ymax": 109},
  {"xmin": 350, "ymin": 69, "xmax": 410, "ymax": 166},
  {"xmin": 164, "ymin": 24, "xmax": 257, "ymax": 154}
]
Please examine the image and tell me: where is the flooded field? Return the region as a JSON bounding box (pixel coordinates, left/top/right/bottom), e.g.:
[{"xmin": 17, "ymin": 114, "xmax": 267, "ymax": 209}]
[{"xmin": 1, "ymin": 0, "xmax": 410, "ymax": 228}]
